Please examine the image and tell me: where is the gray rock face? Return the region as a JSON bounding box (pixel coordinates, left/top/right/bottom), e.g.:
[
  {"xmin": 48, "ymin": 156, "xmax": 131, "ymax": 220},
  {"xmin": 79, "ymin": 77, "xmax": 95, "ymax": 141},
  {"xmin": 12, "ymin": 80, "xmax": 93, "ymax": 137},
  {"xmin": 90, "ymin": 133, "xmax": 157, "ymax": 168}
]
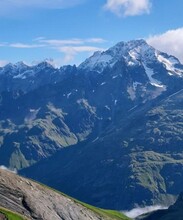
[{"xmin": 0, "ymin": 169, "xmax": 107, "ymax": 220}]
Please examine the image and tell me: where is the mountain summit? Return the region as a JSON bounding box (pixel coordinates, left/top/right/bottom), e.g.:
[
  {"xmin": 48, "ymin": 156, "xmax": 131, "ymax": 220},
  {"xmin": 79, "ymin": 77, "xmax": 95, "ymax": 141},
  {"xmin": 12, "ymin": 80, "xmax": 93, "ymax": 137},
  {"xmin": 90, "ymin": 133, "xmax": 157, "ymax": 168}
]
[{"xmin": 79, "ymin": 39, "xmax": 183, "ymax": 77}]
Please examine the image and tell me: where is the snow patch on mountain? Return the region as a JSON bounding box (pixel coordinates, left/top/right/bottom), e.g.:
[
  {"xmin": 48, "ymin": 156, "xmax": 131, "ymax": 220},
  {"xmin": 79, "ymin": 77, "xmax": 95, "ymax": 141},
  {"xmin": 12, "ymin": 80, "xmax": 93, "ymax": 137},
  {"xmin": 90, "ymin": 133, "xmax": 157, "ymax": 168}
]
[
  {"xmin": 105, "ymin": 105, "xmax": 110, "ymax": 110},
  {"xmin": 79, "ymin": 51, "xmax": 113, "ymax": 73},
  {"xmin": 143, "ymin": 63, "xmax": 165, "ymax": 88},
  {"xmin": 67, "ymin": 92, "xmax": 72, "ymax": 99},
  {"xmin": 128, "ymin": 50, "xmax": 139, "ymax": 60},
  {"xmin": 127, "ymin": 86, "xmax": 136, "ymax": 100},
  {"xmin": 133, "ymin": 82, "xmax": 142, "ymax": 90},
  {"xmin": 13, "ymin": 70, "xmax": 35, "ymax": 79},
  {"xmin": 128, "ymin": 105, "xmax": 138, "ymax": 112},
  {"xmin": 157, "ymin": 54, "xmax": 183, "ymax": 76},
  {"xmin": 25, "ymin": 108, "xmax": 40, "ymax": 123},
  {"xmin": 127, "ymin": 60, "xmax": 136, "ymax": 66},
  {"xmin": 112, "ymin": 75, "xmax": 118, "ymax": 79}
]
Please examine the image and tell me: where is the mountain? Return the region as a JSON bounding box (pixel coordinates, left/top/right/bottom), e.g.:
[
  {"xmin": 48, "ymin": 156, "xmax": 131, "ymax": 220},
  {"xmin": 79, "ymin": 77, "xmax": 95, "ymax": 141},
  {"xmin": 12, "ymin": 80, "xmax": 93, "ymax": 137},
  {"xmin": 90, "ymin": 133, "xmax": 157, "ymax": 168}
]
[
  {"xmin": 0, "ymin": 61, "xmax": 77, "ymax": 93},
  {"xmin": 0, "ymin": 168, "xmax": 129, "ymax": 220},
  {"xmin": 0, "ymin": 39, "xmax": 183, "ymax": 210}
]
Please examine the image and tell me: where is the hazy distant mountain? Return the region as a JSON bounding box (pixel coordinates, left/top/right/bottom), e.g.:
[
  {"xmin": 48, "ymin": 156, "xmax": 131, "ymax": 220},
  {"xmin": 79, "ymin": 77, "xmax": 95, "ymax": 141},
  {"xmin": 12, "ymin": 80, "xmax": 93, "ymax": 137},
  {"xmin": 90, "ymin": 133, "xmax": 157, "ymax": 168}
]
[{"xmin": 0, "ymin": 39, "xmax": 183, "ymax": 210}]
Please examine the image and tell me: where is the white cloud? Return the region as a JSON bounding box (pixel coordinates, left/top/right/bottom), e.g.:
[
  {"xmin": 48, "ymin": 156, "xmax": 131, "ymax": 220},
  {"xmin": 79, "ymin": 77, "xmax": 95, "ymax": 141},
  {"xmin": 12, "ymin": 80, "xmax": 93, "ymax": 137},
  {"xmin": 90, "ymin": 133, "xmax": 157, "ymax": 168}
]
[
  {"xmin": 30, "ymin": 44, "xmax": 105, "ymax": 67},
  {"xmin": 104, "ymin": 0, "xmax": 151, "ymax": 17},
  {"xmin": 39, "ymin": 39, "xmax": 84, "ymax": 46},
  {"xmin": 0, "ymin": 165, "xmax": 17, "ymax": 174},
  {"xmin": 86, "ymin": 38, "xmax": 107, "ymax": 43},
  {"xmin": 58, "ymin": 46, "xmax": 105, "ymax": 63},
  {"xmin": 35, "ymin": 37, "xmax": 106, "ymax": 64},
  {"xmin": 123, "ymin": 205, "xmax": 168, "ymax": 218},
  {"xmin": 9, "ymin": 43, "xmax": 45, "ymax": 48},
  {"xmin": 3, "ymin": 38, "xmax": 106, "ymax": 49},
  {"xmin": 1, "ymin": 37, "xmax": 106, "ymax": 66},
  {"xmin": 147, "ymin": 28, "xmax": 183, "ymax": 63},
  {"xmin": 38, "ymin": 38, "xmax": 106, "ymax": 46}
]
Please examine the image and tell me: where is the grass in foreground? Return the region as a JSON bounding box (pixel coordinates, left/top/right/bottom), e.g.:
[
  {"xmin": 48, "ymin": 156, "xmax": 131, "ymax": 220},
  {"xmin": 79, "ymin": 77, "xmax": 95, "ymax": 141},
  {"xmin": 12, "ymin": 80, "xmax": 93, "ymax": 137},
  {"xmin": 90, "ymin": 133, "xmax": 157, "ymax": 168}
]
[
  {"xmin": 0, "ymin": 207, "xmax": 27, "ymax": 220},
  {"xmin": 79, "ymin": 202, "xmax": 131, "ymax": 220}
]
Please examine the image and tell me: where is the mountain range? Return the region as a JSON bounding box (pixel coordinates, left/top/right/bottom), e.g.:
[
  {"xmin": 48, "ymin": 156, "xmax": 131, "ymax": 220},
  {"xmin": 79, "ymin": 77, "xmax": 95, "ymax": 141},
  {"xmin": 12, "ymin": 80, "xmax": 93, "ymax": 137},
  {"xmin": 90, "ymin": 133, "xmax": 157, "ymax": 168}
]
[{"xmin": 0, "ymin": 39, "xmax": 183, "ymax": 211}]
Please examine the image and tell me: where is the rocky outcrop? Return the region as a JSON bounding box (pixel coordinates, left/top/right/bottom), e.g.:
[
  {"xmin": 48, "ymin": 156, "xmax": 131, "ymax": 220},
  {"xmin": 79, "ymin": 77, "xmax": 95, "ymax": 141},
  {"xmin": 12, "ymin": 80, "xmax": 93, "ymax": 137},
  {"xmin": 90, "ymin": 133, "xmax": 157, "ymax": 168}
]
[{"xmin": 0, "ymin": 168, "xmax": 121, "ymax": 220}]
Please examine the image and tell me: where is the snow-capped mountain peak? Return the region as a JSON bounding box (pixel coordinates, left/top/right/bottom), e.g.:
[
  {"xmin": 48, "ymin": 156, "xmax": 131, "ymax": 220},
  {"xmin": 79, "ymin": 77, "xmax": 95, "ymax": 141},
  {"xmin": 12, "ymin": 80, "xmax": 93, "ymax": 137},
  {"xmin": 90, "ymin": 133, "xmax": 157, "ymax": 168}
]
[
  {"xmin": 78, "ymin": 50, "xmax": 112, "ymax": 73},
  {"xmin": 79, "ymin": 39, "xmax": 157, "ymax": 73},
  {"xmin": 0, "ymin": 62, "xmax": 29, "ymax": 76},
  {"xmin": 79, "ymin": 39, "xmax": 183, "ymax": 84}
]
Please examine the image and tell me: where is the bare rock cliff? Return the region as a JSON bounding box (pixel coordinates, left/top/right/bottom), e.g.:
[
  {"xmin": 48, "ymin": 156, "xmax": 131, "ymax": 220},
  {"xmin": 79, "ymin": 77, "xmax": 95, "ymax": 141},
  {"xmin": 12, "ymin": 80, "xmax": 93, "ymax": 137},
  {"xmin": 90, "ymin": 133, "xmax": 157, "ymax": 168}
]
[{"xmin": 0, "ymin": 169, "xmax": 109, "ymax": 220}]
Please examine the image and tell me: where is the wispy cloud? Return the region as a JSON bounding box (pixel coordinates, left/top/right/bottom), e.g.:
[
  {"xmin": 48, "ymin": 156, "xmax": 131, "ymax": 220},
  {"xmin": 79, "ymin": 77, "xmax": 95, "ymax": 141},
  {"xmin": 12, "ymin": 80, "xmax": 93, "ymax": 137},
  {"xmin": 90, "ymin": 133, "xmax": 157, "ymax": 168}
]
[
  {"xmin": 40, "ymin": 39, "xmax": 84, "ymax": 46},
  {"xmin": 9, "ymin": 43, "xmax": 45, "ymax": 48},
  {"xmin": 0, "ymin": 0, "xmax": 84, "ymax": 10},
  {"xmin": 58, "ymin": 46, "xmax": 104, "ymax": 53},
  {"xmin": 38, "ymin": 38, "xmax": 106, "ymax": 46},
  {"xmin": 0, "ymin": 0, "xmax": 85, "ymax": 16},
  {"xmin": 3, "ymin": 37, "xmax": 106, "ymax": 66},
  {"xmin": 86, "ymin": 38, "xmax": 107, "ymax": 43},
  {"xmin": 104, "ymin": 0, "xmax": 151, "ymax": 17},
  {"xmin": 123, "ymin": 205, "xmax": 168, "ymax": 218},
  {"xmin": 35, "ymin": 37, "xmax": 106, "ymax": 64},
  {"xmin": 147, "ymin": 27, "xmax": 183, "ymax": 63},
  {"xmin": 0, "ymin": 42, "xmax": 7, "ymax": 47},
  {"xmin": 58, "ymin": 46, "xmax": 105, "ymax": 63}
]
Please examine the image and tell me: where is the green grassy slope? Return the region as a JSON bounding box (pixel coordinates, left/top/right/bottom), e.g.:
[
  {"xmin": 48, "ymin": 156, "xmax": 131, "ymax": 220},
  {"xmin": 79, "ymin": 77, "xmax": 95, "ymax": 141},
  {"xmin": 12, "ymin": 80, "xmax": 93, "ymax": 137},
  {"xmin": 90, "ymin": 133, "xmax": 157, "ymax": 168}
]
[
  {"xmin": 38, "ymin": 181, "xmax": 131, "ymax": 220},
  {"xmin": 0, "ymin": 206, "xmax": 27, "ymax": 220},
  {"xmin": 77, "ymin": 202, "xmax": 130, "ymax": 220}
]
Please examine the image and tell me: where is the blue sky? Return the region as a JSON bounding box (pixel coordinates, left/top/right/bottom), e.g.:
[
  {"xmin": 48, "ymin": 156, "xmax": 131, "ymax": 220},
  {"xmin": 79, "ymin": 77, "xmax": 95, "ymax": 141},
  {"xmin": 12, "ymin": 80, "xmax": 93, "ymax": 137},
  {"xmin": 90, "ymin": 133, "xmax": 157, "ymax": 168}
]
[{"xmin": 0, "ymin": 0, "xmax": 183, "ymax": 67}]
